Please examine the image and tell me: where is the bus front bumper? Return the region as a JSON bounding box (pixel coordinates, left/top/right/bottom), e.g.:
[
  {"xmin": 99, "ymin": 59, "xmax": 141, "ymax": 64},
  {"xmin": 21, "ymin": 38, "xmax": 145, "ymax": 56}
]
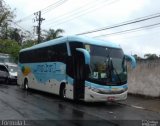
[{"xmin": 84, "ymin": 87, "xmax": 128, "ymax": 102}]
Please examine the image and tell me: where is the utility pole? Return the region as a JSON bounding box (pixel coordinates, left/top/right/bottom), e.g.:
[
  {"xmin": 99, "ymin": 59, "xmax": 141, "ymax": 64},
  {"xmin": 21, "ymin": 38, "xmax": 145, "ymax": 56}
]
[{"xmin": 34, "ymin": 11, "xmax": 45, "ymax": 43}]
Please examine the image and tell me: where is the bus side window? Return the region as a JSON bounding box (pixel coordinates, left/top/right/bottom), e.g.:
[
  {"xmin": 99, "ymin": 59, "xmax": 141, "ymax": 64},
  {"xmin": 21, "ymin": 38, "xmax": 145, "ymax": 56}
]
[
  {"xmin": 47, "ymin": 49, "xmax": 52, "ymax": 61},
  {"xmin": 48, "ymin": 46, "xmax": 57, "ymax": 62},
  {"xmin": 52, "ymin": 43, "xmax": 67, "ymax": 63}
]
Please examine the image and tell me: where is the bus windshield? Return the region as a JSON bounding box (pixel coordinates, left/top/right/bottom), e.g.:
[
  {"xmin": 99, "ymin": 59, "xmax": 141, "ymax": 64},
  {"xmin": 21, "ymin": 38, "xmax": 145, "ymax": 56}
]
[{"xmin": 85, "ymin": 44, "xmax": 127, "ymax": 86}]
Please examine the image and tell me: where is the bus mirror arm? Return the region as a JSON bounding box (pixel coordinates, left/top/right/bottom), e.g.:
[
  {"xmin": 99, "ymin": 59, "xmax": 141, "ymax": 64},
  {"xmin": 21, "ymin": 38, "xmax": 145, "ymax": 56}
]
[
  {"xmin": 76, "ymin": 48, "xmax": 90, "ymax": 65},
  {"xmin": 76, "ymin": 48, "xmax": 91, "ymax": 79},
  {"xmin": 125, "ymin": 54, "xmax": 136, "ymax": 69},
  {"xmin": 84, "ymin": 64, "xmax": 91, "ymax": 79}
]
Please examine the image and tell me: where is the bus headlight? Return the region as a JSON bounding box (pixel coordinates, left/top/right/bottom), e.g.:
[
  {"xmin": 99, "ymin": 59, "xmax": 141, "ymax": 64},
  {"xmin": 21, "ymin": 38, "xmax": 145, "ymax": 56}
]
[{"xmin": 91, "ymin": 88, "xmax": 101, "ymax": 93}]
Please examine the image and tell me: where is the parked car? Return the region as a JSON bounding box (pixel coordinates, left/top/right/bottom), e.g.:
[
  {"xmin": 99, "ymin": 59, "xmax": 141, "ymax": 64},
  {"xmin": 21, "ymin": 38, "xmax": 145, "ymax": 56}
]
[
  {"xmin": 0, "ymin": 63, "xmax": 9, "ymax": 84},
  {"xmin": 5, "ymin": 63, "xmax": 18, "ymax": 83},
  {"xmin": 0, "ymin": 63, "xmax": 17, "ymax": 84}
]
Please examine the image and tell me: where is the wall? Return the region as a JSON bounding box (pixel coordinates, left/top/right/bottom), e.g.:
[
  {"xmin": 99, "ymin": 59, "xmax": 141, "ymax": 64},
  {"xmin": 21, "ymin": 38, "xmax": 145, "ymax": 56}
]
[{"xmin": 128, "ymin": 59, "xmax": 160, "ymax": 97}]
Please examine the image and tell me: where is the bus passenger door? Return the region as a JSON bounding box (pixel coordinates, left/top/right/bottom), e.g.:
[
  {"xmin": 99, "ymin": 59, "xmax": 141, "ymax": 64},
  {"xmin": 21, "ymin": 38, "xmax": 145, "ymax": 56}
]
[{"xmin": 73, "ymin": 51, "xmax": 85, "ymax": 100}]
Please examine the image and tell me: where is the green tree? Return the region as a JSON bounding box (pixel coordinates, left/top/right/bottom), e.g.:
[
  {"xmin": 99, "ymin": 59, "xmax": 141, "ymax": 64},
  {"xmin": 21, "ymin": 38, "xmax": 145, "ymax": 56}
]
[
  {"xmin": 0, "ymin": 39, "xmax": 20, "ymax": 62},
  {"xmin": 43, "ymin": 28, "xmax": 64, "ymax": 41},
  {"xmin": 9, "ymin": 28, "xmax": 23, "ymax": 44},
  {"xmin": 0, "ymin": 1, "xmax": 14, "ymax": 38},
  {"xmin": 144, "ymin": 53, "xmax": 158, "ymax": 60},
  {"xmin": 21, "ymin": 39, "xmax": 37, "ymax": 49},
  {"xmin": 133, "ymin": 54, "xmax": 142, "ymax": 60},
  {"xmin": 0, "ymin": 3, "xmax": 13, "ymax": 26}
]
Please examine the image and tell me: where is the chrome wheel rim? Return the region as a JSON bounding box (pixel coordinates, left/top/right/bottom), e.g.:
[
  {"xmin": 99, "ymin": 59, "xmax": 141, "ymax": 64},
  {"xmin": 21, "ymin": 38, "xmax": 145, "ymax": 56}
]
[
  {"xmin": 63, "ymin": 89, "xmax": 66, "ymax": 98},
  {"xmin": 25, "ymin": 82, "xmax": 28, "ymax": 89}
]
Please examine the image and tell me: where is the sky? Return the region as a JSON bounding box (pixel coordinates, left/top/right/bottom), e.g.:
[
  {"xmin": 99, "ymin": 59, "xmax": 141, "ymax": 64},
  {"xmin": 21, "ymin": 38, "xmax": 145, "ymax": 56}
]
[{"xmin": 4, "ymin": 0, "xmax": 160, "ymax": 57}]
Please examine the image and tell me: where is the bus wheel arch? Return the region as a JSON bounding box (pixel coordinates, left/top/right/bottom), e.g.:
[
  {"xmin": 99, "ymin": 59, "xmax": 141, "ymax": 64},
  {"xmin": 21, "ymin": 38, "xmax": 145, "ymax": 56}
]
[
  {"xmin": 59, "ymin": 83, "xmax": 66, "ymax": 99},
  {"xmin": 24, "ymin": 78, "xmax": 29, "ymax": 90}
]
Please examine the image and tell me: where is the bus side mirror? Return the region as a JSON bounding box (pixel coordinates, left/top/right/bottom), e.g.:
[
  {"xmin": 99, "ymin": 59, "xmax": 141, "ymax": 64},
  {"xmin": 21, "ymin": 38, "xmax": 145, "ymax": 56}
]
[
  {"xmin": 76, "ymin": 48, "xmax": 91, "ymax": 79},
  {"xmin": 125, "ymin": 54, "xmax": 136, "ymax": 69}
]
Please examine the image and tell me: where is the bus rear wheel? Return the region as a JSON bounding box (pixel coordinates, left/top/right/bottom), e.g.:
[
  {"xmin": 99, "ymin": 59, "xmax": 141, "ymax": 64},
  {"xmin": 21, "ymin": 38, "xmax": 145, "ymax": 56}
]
[
  {"xmin": 24, "ymin": 79, "xmax": 29, "ymax": 90},
  {"xmin": 60, "ymin": 84, "xmax": 66, "ymax": 99}
]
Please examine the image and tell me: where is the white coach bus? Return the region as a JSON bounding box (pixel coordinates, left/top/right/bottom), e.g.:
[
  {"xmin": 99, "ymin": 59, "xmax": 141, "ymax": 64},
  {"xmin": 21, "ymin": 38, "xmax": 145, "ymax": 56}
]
[{"xmin": 18, "ymin": 36, "xmax": 136, "ymax": 102}]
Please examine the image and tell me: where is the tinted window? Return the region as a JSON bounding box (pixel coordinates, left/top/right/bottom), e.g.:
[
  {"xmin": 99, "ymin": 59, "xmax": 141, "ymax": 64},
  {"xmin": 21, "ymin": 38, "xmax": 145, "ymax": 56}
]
[
  {"xmin": 0, "ymin": 65, "xmax": 8, "ymax": 72},
  {"xmin": 19, "ymin": 43, "xmax": 68, "ymax": 63},
  {"xmin": 48, "ymin": 43, "xmax": 68, "ymax": 62}
]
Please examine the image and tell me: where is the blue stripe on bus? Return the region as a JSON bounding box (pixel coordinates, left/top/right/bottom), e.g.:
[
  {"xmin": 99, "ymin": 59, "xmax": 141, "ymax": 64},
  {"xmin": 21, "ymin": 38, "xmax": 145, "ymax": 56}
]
[{"xmin": 66, "ymin": 76, "xmax": 74, "ymax": 85}]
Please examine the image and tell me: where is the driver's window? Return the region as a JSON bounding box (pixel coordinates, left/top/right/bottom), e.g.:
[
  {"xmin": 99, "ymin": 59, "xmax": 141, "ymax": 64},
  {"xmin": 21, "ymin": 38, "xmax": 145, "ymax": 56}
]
[{"xmin": 0, "ymin": 65, "xmax": 8, "ymax": 72}]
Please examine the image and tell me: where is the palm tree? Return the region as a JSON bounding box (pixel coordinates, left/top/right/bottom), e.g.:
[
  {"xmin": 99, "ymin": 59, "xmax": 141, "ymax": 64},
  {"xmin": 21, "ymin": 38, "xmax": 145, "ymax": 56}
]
[{"xmin": 44, "ymin": 28, "xmax": 64, "ymax": 41}]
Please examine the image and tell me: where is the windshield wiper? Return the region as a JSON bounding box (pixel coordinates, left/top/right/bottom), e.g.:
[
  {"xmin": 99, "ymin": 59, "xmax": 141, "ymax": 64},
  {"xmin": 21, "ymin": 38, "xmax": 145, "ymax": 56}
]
[
  {"xmin": 106, "ymin": 49, "xmax": 122, "ymax": 83},
  {"xmin": 106, "ymin": 49, "xmax": 112, "ymax": 82},
  {"xmin": 105, "ymin": 48, "xmax": 122, "ymax": 84},
  {"xmin": 110, "ymin": 59, "xmax": 122, "ymax": 84}
]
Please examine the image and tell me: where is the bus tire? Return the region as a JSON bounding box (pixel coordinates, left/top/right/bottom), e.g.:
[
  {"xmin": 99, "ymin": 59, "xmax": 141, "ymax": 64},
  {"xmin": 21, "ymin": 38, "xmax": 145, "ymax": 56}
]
[
  {"xmin": 59, "ymin": 83, "xmax": 66, "ymax": 99},
  {"xmin": 24, "ymin": 79, "xmax": 29, "ymax": 90}
]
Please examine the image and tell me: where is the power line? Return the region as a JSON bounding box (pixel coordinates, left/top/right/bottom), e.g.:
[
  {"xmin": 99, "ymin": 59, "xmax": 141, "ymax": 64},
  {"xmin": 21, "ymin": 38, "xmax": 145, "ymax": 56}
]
[
  {"xmin": 41, "ymin": 0, "xmax": 66, "ymax": 12},
  {"xmin": 112, "ymin": 26, "xmax": 160, "ymax": 41},
  {"xmin": 12, "ymin": 22, "xmax": 30, "ymax": 33},
  {"xmin": 43, "ymin": 0, "xmax": 119, "ymax": 27},
  {"xmin": 13, "ymin": 0, "xmax": 67, "ymax": 41},
  {"xmin": 41, "ymin": 0, "xmax": 68, "ymax": 15},
  {"xmin": 15, "ymin": 0, "xmax": 67, "ymax": 23},
  {"xmin": 43, "ymin": 0, "xmax": 107, "ymax": 24},
  {"xmin": 44, "ymin": 0, "xmax": 118, "ymax": 27},
  {"xmin": 93, "ymin": 22, "xmax": 160, "ymax": 38},
  {"xmin": 15, "ymin": 14, "xmax": 34, "ymax": 23},
  {"xmin": 11, "ymin": 21, "xmax": 36, "ymax": 38},
  {"xmin": 76, "ymin": 12, "xmax": 160, "ymax": 35}
]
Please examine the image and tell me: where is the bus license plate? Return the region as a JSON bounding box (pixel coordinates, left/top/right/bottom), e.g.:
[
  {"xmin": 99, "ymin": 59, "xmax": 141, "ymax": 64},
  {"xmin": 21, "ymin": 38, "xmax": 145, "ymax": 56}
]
[{"xmin": 107, "ymin": 96, "xmax": 115, "ymax": 101}]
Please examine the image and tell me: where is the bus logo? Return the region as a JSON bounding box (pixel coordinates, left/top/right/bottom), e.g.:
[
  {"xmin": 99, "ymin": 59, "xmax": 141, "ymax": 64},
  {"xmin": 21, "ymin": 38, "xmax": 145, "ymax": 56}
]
[{"xmin": 21, "ymin": 66, "xmax": 31, "ymax": 76}]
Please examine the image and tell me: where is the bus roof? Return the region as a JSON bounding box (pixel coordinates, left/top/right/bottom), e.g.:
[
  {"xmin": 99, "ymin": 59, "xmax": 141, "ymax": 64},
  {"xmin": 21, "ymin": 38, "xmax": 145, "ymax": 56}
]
[{"xmin": 20, "ymin": 36, "xmax": 121, "ymax": 52}]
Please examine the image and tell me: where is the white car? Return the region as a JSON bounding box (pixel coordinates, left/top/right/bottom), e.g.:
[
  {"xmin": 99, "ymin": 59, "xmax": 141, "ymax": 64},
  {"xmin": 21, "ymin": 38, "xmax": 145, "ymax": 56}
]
[{"xmin": 5, "ymin": 63, "xmax": 18, "ymax": 83}]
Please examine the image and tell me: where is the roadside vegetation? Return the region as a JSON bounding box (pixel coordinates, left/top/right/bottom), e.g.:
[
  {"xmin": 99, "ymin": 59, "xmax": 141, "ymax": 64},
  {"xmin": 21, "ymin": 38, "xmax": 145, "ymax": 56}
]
[{"xmin": 0, "ymin": 1, "xmax": 64, "ymax": 62}]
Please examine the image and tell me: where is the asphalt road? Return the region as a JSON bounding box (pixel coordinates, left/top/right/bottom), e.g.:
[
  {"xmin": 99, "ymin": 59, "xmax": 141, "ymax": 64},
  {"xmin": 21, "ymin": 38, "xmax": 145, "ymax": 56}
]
[{"xmin": 0, "ymin": 83, "xmax": 159, "ymax": 126}]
